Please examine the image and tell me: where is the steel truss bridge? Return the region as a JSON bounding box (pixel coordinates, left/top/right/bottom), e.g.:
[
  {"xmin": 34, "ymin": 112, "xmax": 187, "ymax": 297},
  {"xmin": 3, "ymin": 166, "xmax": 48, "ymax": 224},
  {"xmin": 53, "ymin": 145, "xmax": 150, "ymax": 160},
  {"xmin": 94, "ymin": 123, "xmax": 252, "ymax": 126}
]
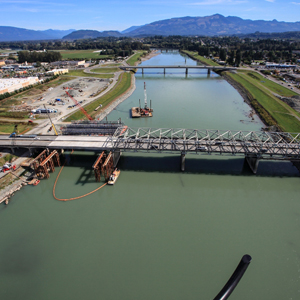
[
  {"xmin": 1, "ymin": 127, "xmax": 300, "ymax": 174},
  {"xmin": 110, "ymin": 127, "xmax": 300, "ymax": 173}
]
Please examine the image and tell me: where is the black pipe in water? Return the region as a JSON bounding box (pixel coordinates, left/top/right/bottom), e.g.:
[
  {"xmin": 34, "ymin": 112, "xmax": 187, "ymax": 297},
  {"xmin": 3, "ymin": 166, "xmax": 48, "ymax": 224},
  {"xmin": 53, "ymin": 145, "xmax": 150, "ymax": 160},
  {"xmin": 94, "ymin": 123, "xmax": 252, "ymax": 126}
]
[{"xmin": 213, "ymin": 254, "xmax": 252, "ymax": 300}]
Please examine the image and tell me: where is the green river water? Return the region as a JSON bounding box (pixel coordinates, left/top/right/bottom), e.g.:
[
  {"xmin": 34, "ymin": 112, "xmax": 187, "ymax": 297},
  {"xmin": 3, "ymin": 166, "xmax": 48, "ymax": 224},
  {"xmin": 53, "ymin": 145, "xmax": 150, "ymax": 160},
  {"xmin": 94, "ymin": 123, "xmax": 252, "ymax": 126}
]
[{"xmin": 0, "ymin": 51, "xmax": 300, "ymax": 300}]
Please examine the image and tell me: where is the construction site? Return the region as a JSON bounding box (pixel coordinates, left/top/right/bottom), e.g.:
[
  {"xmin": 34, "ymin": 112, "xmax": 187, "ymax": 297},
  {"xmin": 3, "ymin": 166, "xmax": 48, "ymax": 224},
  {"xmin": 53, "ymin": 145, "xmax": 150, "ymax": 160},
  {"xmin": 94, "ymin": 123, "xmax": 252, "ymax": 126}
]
[{"xmin": 4, "ymin": 77, "xmax": 111, "ymax": 121}]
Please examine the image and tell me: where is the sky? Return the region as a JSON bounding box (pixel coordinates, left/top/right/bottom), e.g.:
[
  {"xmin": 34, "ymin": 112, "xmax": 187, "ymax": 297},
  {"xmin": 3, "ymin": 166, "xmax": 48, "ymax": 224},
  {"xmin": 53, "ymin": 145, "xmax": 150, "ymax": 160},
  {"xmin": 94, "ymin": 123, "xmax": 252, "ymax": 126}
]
[{"xmin": 0, "ymin": 0, "xmax": 300, "ymax": 31}]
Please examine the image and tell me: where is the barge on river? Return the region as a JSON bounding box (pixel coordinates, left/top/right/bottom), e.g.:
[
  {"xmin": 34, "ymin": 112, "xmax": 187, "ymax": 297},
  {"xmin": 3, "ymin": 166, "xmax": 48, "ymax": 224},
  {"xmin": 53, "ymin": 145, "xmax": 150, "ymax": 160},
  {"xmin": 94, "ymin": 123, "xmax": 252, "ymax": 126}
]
[{"xmin": 131, "ymin": 82, "xmax": 153, "ymax": 118}]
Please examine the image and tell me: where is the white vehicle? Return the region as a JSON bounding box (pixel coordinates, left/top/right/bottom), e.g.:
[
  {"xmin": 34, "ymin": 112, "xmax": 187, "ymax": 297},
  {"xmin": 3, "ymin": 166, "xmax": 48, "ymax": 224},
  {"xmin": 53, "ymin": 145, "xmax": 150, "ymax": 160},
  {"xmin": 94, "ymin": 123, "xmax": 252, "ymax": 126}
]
[{"xmin": 197, "ymin": 146, "xmax": 208, "ymax": 151}]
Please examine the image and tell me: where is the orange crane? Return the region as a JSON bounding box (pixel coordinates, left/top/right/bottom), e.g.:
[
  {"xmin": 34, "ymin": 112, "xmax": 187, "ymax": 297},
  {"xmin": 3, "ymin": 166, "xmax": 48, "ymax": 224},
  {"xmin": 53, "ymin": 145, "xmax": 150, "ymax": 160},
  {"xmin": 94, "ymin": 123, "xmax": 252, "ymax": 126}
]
[{"xmin": 65, "ymin": 91, "xmax": 93, "ymax": 121}]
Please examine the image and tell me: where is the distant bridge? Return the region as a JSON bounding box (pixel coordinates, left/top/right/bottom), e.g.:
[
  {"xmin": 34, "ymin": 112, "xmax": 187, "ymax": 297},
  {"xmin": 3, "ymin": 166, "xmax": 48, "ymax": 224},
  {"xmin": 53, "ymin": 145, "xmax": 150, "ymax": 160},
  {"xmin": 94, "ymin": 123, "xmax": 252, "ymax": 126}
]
[
  {"xmin": 120, "ymin": 65, "xmax": 236, "ymax": 75},
  {"xmin": 1, "ymin": 128, "xmax": 300, "ymax": 174}
]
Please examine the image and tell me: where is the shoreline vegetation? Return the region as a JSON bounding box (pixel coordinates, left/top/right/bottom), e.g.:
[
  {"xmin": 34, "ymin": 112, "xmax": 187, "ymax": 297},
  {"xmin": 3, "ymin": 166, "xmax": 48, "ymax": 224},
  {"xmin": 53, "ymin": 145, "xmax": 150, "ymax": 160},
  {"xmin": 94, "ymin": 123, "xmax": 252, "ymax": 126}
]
[{"xmin": 181, "ymin": 50, "xmax": 300, "ymax": 133}]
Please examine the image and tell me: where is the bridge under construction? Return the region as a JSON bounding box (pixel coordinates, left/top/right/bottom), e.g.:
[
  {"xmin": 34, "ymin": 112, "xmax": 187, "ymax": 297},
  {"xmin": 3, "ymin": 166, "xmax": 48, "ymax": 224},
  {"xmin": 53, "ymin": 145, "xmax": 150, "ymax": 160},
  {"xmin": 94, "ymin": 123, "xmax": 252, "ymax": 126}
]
[{"xmin": 1, "ymin": 127, "xmax": 300, "ymax": 174}]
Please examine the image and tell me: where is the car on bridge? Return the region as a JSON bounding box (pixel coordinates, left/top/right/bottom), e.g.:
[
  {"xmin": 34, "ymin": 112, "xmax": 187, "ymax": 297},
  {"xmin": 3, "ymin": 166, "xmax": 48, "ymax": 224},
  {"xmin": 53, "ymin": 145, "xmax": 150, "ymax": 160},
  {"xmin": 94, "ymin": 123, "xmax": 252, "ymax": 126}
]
[{"xmin": 197, "ymin": 146, "xmax": 208, "ymax": 151}]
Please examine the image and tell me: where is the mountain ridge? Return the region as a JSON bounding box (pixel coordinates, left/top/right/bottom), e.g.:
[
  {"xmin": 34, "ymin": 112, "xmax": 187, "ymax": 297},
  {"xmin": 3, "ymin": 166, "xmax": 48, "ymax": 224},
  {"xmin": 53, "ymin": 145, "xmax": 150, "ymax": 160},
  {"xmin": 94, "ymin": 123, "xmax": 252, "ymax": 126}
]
[
  {"xmin": 2, "ymin": 14, "xmax": 300, "ymax": 42},
  {"xmin": 0, "ymin": 26, "xmax": 75, "ymax": 42}
]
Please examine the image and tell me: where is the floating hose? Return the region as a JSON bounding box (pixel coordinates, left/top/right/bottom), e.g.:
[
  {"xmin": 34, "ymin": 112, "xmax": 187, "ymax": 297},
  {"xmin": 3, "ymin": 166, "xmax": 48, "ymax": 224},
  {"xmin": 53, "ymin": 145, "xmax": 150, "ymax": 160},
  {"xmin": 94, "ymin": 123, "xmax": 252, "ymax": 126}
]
[
  {"xmin": 213, "ymin": 254, "xmax": 252, "ymax": 300},
  {"xmin": 53, "ymin": 150, "xmax": 107, "ymax": 201}
]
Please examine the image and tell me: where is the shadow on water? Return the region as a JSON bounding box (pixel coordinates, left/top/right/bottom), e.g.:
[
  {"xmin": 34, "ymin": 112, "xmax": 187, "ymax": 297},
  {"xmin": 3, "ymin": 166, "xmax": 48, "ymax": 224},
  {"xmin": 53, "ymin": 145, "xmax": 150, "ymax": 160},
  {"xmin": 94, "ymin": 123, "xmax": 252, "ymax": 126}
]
[{"xmin": 63, "ymin": 152, "xmax": 300, "ymax": 179}]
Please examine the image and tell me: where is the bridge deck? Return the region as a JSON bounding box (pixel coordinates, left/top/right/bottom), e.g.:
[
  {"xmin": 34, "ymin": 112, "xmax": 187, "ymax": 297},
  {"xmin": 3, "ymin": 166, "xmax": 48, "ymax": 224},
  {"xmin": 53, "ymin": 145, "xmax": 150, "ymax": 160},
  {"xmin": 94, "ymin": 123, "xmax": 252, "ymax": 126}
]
[{"xmin": 0, "ymin": 128, "xmax": 299, "ymax": 160}]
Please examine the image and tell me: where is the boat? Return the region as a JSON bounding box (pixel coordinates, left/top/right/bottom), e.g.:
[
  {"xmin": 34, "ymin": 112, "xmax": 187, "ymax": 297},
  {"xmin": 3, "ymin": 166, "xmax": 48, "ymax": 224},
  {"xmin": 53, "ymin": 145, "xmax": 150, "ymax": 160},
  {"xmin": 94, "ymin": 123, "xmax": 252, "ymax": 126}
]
[{"xmin": 107, "ymin": 169, "xmax": 120, "ymax": 185}]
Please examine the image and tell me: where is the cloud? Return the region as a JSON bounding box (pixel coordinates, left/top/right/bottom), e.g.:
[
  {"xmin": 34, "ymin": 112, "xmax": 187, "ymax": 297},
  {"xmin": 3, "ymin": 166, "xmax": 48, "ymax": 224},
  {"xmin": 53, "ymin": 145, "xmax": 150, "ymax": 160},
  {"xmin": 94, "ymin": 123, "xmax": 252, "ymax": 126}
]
[
  {"xmin": 265, "ymin": 0, "xmax": 275, "ymax": 2},
  {"xmin": 291, "ymin": 1, "xmax": 300, "ymax": 4},
  {"xmin": 189, "ymin": 0, "xmax": 247, "ymax": 5}
]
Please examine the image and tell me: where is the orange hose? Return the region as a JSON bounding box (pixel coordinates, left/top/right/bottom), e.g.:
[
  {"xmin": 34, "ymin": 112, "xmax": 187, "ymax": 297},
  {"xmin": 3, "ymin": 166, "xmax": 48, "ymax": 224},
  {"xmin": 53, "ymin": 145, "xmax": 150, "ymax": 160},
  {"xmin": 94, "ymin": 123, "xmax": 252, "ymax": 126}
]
[{"xmin": 53, "ymin": 150, "xmax": 107, "ymax": 201}]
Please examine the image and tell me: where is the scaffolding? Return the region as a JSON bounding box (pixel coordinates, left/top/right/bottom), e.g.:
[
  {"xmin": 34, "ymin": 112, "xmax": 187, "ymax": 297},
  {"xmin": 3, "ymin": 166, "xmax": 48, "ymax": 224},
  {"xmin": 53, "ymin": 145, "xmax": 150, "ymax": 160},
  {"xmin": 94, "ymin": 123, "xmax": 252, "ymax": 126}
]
[
  {"xmin": 36, "ymin": 150, "xmax": 60, "ymax": 179},
  {"xmin": 92, "ymin": 151, "xmax": 106, "ymax": 182}
]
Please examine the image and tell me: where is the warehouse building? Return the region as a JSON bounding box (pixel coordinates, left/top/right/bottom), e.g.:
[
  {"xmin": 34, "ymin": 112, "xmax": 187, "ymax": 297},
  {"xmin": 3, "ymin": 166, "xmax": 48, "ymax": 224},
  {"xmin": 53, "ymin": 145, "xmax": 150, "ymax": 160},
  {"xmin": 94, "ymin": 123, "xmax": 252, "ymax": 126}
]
[{"xmin": 0, "ymin": 77, "xmax": 39, "ymax": 95}]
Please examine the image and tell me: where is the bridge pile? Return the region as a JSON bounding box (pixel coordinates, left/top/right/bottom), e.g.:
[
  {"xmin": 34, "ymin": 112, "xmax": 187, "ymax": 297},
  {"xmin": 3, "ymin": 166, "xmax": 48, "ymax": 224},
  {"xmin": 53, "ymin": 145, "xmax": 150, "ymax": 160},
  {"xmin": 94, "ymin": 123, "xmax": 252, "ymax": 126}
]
[
  {"xmin": 35, "ymin": 150, "xmax": 61, "ymax": 179},
  {"xmin": 61, "ymin": 120, "xmax": 124, "ymax": 136},
  {"xmin": 92, "ymin": 151, "xmax": 114, "ymax": 182}
]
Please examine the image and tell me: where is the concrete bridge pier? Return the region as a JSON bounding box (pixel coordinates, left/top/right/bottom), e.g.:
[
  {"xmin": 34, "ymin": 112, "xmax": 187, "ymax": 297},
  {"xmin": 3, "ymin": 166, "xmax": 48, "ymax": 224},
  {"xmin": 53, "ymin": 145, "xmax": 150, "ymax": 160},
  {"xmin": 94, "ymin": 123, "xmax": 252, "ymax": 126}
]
[
  {"xmin": 208, "ymin": 69, "xmax": 211, "ymax": 75},
  {"xmin": 186, "ymin": 68, "xmax": 188, "ymax": 75},
  {"xmin": 180, "ymin": 152, "xmax": 186, "ymax": 172},
  {"xmin": 164, "ymin": 68, "xmax": 166, "ymax": 75},
  {"xmin": 245, "ymin": 154, "xmax": 260, "ymax": 174},
  {"xmin": 142, "ymin": 68, "xmax": 144, "ymax": 75}
]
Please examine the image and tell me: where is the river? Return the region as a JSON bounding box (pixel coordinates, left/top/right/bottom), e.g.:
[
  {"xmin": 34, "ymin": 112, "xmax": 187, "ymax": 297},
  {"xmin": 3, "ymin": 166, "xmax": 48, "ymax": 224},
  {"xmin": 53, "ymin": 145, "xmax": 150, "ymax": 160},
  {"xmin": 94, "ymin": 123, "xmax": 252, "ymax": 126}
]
[{"xmin": 0, "ymin": 51, "xmax": 299, "ymax": 300}]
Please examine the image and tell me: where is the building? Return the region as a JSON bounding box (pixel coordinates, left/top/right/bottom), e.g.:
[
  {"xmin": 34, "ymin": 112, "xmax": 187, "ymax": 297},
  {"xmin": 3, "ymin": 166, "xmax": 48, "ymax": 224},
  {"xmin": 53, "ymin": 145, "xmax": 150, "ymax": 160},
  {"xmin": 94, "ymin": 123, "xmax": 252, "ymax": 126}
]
[
  {"xmin": 45, "ymin": 69, "xmax": 69, "ymax": 76},
  {"xmin": 265, "ymin": 63, "xmax": 298, "ymax": 69},
  {"xmin": 50, "ymin": 60, "xmax": 86, "ymax": 68},
  {"xmin": 0, "ymin": 77, "xmax": 39, "ymax": 95}
]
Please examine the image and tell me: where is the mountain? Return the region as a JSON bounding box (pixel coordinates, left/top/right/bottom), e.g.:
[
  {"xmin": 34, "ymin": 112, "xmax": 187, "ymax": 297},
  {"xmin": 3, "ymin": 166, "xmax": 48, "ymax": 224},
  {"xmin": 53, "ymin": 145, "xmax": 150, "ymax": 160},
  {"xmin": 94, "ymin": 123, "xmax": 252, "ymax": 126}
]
[
  {"xmin": 121, "ymin": 26, "xmax": 143, "ymax": 34},
  {"xmin": 2, "ymin": 14, "xmax": 300, "ymax": 42},
  {"xmin": 0, "ymin": 26, "xmax": 75, "ymax": 41},
  {"xmin": 62, "ymin": 30, "xmax": 123, "ymax": 40},
  {"xmin": 42, "ymin": 29, "xmax": 75, "ymax": 39},
  {"xmin": 126, "ymin": 14, "xmax": 300, "ymax": 36}
]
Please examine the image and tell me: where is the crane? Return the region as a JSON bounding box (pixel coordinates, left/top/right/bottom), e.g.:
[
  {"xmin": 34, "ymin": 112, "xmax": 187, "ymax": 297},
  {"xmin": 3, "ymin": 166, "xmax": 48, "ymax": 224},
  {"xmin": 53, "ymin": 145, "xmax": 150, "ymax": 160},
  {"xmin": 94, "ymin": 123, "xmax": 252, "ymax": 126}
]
[
  {"xmin": 65, "ymin": 91, "xmax": 93, "ymax": 121},
  {"xmin": 144, "ymin": 82, "xmax": 147, "ymax": 109},
  {"xmin": 44, "ymin": 104, "xmax": 58, "ymax": 135}
]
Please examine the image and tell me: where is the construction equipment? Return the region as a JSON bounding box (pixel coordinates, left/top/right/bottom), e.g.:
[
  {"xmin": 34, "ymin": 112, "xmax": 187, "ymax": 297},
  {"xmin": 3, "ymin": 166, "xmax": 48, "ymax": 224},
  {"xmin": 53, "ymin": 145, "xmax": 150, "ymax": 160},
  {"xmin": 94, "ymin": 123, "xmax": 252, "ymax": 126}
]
[
  {"xmin": 43, "ymin": 104, "xmax": 58, "ymax": 135},
  {"xmin": 65, "ymin": 91, "xmax": 93, "ymax": 121}
]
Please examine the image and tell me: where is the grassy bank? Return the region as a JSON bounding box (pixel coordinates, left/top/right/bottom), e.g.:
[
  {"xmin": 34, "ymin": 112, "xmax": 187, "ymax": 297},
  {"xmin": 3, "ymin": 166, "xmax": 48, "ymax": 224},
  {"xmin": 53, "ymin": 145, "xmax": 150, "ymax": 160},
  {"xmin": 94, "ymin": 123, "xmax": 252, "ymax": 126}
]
[
  {"xmin": 182, "ymin": 50, "xmax": 300, "ymax": 132},
  {"xmin": 65, "ymin": 70, "xmax": 113, "ymax": 79},
  {"xmin": 181, "ymin": 50, "xmax": 220, "ymax": 66},
  {"xmin": 90, "ymin": 67, "xmax": 120, "ymax": 73},
  {"xmin": 0, "ymin": 153, "xmax": 17, "ymax": 166},
  {"xmin": 126, "ymin": 51, "xmax": 148, "ymax": 66},
  {"xmin": 65, "ymin": 72, "xmax": 132, "ymax": 121},
  {"xmin": 227, "ymin": 71, "xmax": 300, "ymax": 132}
]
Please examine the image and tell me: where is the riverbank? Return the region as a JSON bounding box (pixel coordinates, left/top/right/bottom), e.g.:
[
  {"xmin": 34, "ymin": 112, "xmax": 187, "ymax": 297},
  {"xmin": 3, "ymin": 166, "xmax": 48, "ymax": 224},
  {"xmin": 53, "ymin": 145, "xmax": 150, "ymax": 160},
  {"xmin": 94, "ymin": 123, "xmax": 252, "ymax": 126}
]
[
  {"xmin": 96, "ymin": 50, "xmax": 160, "ymax": 121},
  {"xmin": 181, "ymin": 50, "xmax": 300, "ymax": 132}
]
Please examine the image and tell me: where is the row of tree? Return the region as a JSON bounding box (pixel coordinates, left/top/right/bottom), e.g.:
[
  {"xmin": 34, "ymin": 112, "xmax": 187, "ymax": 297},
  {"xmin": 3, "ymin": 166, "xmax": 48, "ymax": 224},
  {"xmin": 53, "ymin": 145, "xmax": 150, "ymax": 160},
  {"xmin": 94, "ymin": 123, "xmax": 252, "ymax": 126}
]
[
  {"xmin": 1, "ymin": 34, "xmax": 300, "ymax": 66},
  {"xmin": 17, "ymin": 51, "xmax": 62, "ymax": 63}
]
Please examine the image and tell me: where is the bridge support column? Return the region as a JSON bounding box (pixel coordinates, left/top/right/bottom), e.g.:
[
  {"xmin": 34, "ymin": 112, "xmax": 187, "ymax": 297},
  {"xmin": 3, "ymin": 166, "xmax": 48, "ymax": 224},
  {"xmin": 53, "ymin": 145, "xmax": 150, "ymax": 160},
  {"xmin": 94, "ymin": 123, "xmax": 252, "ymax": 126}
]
[
  {"xmin": 208, "ymin": 69, "xmax": 211, "ymax": 75},
  {"xmin": 164, "ymin": 68, "xmax": 166, "ymax": 75},
  {"xmin": 245, "ymin": 155, "xmax": 259, "ymax": 174},
  {"xmin": 186, "ymin": 68, "xmax": 188, "ymax": 75},
  {"xmin": 180, "ymin": 152, "xmax": 186, "ymax": 172},
  {"xmin": 142, "ymin": 68, "xmax": 144, "ymax": 75}
]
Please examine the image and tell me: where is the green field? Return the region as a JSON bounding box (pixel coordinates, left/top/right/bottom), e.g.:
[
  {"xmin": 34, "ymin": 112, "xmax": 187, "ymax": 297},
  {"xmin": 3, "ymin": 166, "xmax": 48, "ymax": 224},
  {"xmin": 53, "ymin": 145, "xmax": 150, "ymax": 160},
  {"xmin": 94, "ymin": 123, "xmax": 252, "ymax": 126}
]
[
  {"xmin": 126, "ymin": 51, "xmax": 148, "ymax": 66},
  {"xmin": 181, "ymin": 50, "xmax": 221, "ymax": 66},
  {"xmin": 228, "ymin": 72, "xmax": 300, "ymax": 132},
  {"xmin": 65, "ymin": 72, "xmax": 132, "ymax": 121},
  {"xmin": 59, "ymin": 50, "xmax": 112, "ymax": 60},
  {"xmin": 65, "ymin": 70, "xmax": 113, "ymax": 79},
  {"xmin": 91, "ymin": 67, "xmax": 120, "ymax": 73}
]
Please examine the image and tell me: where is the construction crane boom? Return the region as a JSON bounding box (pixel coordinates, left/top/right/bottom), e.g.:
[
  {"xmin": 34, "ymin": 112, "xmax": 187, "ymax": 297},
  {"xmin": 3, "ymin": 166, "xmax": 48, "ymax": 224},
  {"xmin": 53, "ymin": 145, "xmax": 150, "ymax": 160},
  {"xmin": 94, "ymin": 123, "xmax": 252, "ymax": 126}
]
[
  {"xmin": 65, "ymin": 91, "xmax": 93, "ymax": 121},
  {"xmin": 43, "ymin": 104, "xmax": 58, "ymax": 135},
  {"xmin": 144, "ymin": 82, "xmax": 147, "ymax": 109}
]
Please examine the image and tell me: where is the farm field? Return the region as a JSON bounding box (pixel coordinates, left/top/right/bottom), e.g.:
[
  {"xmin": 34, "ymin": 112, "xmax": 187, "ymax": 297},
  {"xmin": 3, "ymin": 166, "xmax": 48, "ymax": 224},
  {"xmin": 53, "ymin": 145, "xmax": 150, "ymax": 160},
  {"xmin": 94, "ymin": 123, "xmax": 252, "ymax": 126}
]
[{"xmin": 59, "ymin": 50, "xmax": 112, "ymax": 60}]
